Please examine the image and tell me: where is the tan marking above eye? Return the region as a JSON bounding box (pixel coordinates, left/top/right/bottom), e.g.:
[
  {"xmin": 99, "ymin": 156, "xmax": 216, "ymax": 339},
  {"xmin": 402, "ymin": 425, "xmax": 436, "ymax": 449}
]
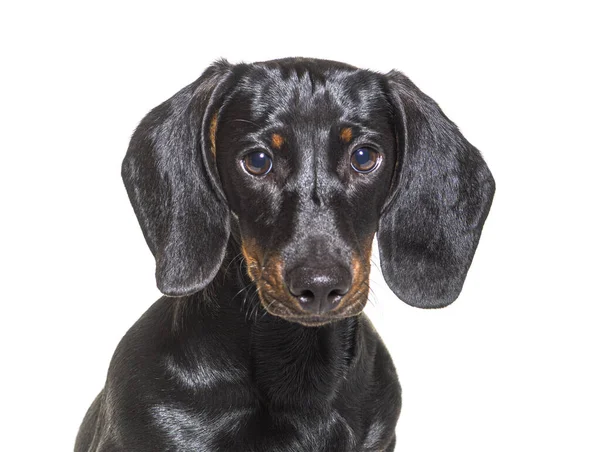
[
  {"xmin": 340, "ymin": 127, "xmax": 353, "ymax": 143},
  {"xmin": 271, "ymin": 133, "xmax": 284, "ymax": 149},
  {"xmin": 209, "ymin": 114, "xmax": 218, "ymax": 157}
]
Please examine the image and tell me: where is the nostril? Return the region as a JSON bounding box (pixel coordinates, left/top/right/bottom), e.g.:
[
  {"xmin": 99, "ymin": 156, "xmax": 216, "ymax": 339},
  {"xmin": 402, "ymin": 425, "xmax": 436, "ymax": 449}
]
[
  {"xmin": 327, "ymin": 289, "xmax": 346, "ymax": 305},
  {"xmin": 297, "ymin": 289, "xmax": 315, "ymax": 304}
]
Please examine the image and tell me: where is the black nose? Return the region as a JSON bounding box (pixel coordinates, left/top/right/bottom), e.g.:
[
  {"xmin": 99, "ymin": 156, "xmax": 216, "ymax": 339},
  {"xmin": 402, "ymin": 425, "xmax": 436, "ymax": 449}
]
[{"xmin": 286, "ymin": 266, "xmax": 352, "ymax": 314}]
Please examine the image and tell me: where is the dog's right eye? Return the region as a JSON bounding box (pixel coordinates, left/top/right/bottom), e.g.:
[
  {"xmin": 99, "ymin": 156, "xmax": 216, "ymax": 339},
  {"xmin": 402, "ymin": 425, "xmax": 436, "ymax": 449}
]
[{"xmin": 242, "ymin": 151, "xmax": 273, "ymax": 176}]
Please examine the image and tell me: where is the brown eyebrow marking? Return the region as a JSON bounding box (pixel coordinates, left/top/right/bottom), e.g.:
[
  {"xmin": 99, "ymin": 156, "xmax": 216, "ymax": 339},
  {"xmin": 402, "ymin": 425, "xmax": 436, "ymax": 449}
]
[
  {"xmin": 340, "ymin": 127, "xmax": 353, "ymax": 143},
  {"xmin": 209, "ymin": 114, "xmax": 218, "ymax": 157},
  {"xmin": 271, "ymin": 133, "xmax": 284, "ymax": 150}
]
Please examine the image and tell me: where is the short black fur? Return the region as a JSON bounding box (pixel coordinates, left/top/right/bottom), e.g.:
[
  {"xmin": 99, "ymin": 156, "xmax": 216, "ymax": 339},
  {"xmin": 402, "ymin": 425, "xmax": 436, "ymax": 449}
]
[{"xmin": 76, "ymin": 58, "xmax": 494, "ymax": 451}]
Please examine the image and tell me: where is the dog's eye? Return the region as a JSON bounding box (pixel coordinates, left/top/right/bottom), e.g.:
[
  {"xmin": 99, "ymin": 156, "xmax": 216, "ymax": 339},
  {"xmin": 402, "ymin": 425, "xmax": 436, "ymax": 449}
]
[
  {"xmin": 242, "ymin": 151, "xmax": 273, "ymax": 176},
  {"xmin": 351, "ymin": 148, "xmax": 381, "ymax": 173}
]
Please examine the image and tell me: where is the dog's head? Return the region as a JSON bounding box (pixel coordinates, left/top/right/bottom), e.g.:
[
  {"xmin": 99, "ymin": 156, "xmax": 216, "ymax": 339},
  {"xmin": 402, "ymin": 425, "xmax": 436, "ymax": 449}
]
[{"xmin": 122, "ymin": 58, "xmax": 495, "ymax": 326}]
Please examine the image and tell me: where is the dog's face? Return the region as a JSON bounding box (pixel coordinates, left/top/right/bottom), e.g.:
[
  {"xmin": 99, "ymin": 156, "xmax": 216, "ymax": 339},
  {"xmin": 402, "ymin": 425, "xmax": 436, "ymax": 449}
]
[
  {"xmin": 122, "ymin": 58, "xmax": 495, "ymax": 326},
  {"xmin": 214, "ymin": 64, "xmax": 396, "ymax": 325}
]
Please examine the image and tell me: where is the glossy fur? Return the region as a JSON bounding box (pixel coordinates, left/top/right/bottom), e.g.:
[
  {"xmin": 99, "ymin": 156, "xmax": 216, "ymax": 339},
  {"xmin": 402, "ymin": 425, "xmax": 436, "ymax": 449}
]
[{"xmin": 75, "ymin": 58, "xmax": 494, "ymax": 451}]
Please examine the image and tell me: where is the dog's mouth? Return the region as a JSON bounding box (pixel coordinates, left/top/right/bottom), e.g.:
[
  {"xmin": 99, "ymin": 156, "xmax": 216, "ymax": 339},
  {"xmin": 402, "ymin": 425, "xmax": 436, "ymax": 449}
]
[
  {"xmin": 241, "ymin": 239, "xmax": 372, "ymax": 327},
  {"xmin": 257, "ymin": 288, "xmax": 370, "ymax": 326}
]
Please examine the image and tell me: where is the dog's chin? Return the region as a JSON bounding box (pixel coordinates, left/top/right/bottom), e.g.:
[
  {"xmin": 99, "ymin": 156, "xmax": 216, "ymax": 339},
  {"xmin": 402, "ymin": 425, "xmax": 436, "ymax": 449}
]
[
  {"xmin": 260, "ymin": 296, "xmax": 368, "ymax": 328},
  {"xmin": 273, "ymin": 313, "xmax": 356, "ymax": 327}
]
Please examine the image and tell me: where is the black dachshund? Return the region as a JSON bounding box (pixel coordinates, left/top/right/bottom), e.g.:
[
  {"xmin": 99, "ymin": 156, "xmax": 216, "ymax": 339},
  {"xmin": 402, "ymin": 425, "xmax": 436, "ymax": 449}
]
[{"xmin": 75, "ymin": 58, "xmax": 494, "ymax": 451}]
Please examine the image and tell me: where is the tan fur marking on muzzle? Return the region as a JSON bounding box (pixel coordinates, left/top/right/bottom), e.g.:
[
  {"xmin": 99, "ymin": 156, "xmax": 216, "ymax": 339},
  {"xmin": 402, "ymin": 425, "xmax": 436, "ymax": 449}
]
[{"xmin": 241, "ymin": 239, "xmax": 262, "ymax": 282}]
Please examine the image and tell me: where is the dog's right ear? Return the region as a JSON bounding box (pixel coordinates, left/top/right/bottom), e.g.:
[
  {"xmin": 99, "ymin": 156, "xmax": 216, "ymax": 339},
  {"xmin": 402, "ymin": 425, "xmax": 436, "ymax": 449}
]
[{"xmin": 122, "ymin": 60, "xmax": 235, "ymax": 297}]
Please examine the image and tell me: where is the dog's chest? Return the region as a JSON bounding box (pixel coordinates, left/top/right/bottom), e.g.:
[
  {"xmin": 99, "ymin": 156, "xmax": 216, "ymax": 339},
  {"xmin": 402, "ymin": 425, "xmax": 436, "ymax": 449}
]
[
  {"xmin": 150, "ymin": 401, "xmax": 363, "ymax": 452},
  {"xmin": 136, "ymin": 308, "xmax": 395, "ymax": 451}
]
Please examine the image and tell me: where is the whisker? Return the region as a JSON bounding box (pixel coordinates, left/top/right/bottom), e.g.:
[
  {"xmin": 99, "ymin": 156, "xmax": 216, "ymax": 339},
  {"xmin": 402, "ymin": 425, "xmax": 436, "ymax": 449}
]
[
  {"xmin": 237, "ymin": 254, "xmax": 247, "ymax": 276},
  {"xmin": 223, "ymin": 252, "xmax": 244, "ymax": 275},
  {"xmin": 249, "ymin": 292, "xmax": 262, "ymax": 322},
  {"xmin": 259, "ymin": 296, "xmax": 279, "ymax": 321},
  {"xmin": 233, "ymin": 280, "xmax": 255, "ymax": 301},
  {"xmin": 243, "ymin": 289, "xmax": 259, "ymax": 322},
  {"xmin": 370, "ymin": 257, "xmax": 381, "ymax": 272}
]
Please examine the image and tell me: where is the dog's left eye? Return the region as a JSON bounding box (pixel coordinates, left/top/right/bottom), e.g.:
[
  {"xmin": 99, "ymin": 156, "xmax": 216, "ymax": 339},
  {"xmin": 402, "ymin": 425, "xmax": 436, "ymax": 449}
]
[
  {"xmin": 242, "ymin": 151, "xmax": 273, "ymax": 176},
  {"xmin": 351, "ymin": 148, "xmax": 381, "ymax": 173}
]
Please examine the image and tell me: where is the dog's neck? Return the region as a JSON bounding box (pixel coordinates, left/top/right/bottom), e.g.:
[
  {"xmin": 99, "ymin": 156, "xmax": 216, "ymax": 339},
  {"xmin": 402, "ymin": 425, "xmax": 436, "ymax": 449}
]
[{"xmin": 207, "ymin": 237, "xmax": 360, "ymax": 411}]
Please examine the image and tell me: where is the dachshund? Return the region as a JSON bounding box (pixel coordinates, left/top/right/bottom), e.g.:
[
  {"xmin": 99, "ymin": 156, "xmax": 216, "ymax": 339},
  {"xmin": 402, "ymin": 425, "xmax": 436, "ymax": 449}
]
[{"xmin": 75, "ymin": 58, "xmax": 495, "ymax": 452}]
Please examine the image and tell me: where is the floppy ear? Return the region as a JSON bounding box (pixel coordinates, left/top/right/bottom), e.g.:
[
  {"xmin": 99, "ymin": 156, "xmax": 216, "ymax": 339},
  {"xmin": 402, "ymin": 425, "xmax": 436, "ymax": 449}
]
[
  {"xmin": 122, "ymin": 60, "xmax": 234, "ymax": 296},
  {"xmin": 378, "ymin": 71, "xmax": 495, "ymax": 308}
]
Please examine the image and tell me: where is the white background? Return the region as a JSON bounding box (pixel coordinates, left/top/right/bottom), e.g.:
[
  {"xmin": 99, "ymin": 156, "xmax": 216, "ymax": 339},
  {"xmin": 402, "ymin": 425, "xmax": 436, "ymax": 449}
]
[{"xmin": 1, "ymin": 1, "xmax": 599, "ymax": 451}]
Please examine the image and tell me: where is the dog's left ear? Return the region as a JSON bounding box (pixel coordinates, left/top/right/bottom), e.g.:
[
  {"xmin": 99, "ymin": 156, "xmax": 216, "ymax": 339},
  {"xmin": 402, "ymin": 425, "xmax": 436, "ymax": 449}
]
[
  {"xmin": 378, "ymin": 71, "xmax": 495, "ymax": 308},
  {"xmin": 122, "ymin": 61, "xmax": 235, "ymax": 296}
]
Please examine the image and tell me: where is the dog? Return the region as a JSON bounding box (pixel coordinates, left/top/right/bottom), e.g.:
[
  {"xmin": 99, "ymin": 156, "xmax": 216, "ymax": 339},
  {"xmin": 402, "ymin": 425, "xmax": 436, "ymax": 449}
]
[{"xmin": 75, "ymin": 58, "xmax": 495, "ymax": 451}]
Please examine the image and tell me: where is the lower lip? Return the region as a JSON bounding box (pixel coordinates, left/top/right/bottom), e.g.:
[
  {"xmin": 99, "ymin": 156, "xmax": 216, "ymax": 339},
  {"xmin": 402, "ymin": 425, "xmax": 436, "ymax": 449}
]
[{"xmin": 284, "ymin": 315, "xmax": 342, "ymax": 327}]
